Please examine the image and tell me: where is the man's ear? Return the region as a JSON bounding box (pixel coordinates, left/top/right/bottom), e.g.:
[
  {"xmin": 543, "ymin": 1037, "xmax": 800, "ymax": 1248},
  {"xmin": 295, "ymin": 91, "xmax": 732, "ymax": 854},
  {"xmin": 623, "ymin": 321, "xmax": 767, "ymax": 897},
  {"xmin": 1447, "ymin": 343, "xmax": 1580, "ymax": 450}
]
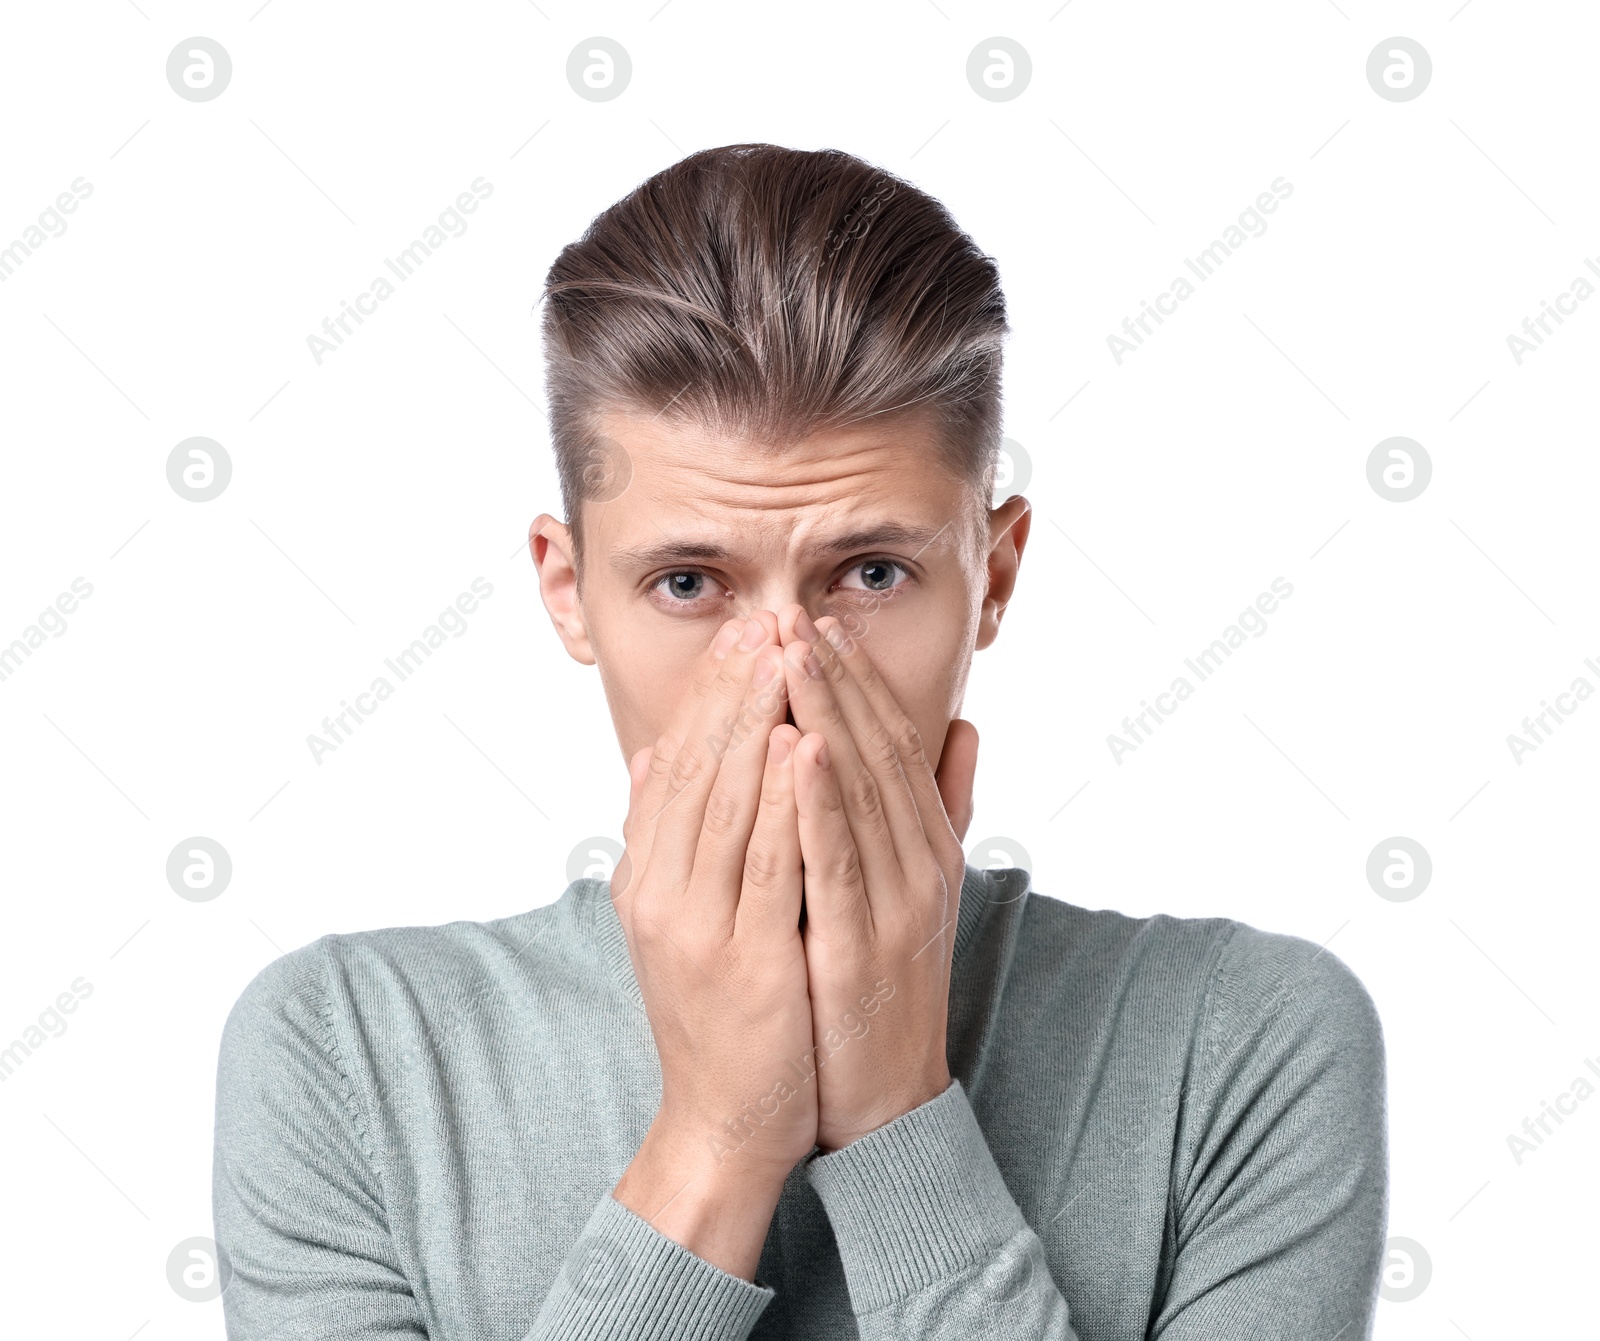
[
  {"xmin": 529, "ymin": 513, "xmax": 596, "ymax": 666},
  {"xmin": 976, "ymin": 494, "xmax": 1031, "ymax": 651}
]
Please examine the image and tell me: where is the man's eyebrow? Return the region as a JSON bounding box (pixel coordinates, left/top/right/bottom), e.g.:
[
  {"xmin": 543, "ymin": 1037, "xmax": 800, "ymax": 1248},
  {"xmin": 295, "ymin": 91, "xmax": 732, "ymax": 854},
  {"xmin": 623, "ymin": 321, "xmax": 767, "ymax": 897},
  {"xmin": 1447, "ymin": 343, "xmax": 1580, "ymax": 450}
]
[{"xmin": 608, "ymin": 522, "xmax": 950, "ymax": 570}]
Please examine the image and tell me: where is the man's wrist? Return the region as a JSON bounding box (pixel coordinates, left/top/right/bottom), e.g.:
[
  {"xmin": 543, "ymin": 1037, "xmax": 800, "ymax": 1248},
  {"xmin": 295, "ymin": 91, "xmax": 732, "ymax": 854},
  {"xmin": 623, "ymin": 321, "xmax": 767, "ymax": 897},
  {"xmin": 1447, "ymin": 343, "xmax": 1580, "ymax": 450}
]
[
  {"xmin": 612, "ymin": 1118, "xmax": 792, "ymax": 1282},
  {"xmin": 815, "ymin": 1066, "xmax": 953, "ymax": 1156}
]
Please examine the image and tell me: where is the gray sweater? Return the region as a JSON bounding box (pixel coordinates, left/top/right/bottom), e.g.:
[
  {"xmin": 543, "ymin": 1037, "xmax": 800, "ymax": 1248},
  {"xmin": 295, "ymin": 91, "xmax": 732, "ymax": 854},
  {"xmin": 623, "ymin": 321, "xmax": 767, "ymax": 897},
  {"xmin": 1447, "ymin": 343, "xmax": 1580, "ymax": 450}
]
[{"xmin": 212, "ymin": 865, "xmax": 1388, "ymax": 1339}]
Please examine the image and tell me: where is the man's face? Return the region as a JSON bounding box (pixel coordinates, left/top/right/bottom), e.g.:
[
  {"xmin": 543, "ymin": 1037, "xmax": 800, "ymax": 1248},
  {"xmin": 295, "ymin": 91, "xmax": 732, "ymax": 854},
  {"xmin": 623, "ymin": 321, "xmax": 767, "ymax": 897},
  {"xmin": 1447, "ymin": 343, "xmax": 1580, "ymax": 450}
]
[{"xmin": 531, "ymin": 407, "xmax": 1030, "ymax": 770}]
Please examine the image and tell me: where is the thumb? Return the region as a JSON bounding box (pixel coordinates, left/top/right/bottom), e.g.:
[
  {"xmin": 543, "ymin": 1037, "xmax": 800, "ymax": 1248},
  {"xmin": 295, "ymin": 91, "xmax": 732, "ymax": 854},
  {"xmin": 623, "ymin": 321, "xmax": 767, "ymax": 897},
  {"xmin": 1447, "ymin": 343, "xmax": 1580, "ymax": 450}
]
[{"xmin": 934, "ymin": 718, "xmax": 979, "ymax": 844}]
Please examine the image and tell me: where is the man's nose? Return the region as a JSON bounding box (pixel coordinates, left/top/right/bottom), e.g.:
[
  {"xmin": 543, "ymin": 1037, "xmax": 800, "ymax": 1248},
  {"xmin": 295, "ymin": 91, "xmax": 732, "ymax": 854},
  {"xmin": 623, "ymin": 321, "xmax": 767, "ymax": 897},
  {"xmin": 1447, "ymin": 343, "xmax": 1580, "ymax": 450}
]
[{"xmin": 734, "ymin": 601, "xmax": 816, "ymax": 645}]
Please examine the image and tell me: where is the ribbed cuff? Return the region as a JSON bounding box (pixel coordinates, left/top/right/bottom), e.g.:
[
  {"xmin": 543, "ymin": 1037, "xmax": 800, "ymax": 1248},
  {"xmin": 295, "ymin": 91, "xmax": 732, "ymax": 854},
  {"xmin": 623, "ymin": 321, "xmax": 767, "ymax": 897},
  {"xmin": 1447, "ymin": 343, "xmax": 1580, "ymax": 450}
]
[
  {"xmin": 802, "ymin": 1078, "xmax": 1024, "ymax": 1314},
  {"xmin": 529, "ymin": 1191, "xmax": 775, "ymax": 1340}
]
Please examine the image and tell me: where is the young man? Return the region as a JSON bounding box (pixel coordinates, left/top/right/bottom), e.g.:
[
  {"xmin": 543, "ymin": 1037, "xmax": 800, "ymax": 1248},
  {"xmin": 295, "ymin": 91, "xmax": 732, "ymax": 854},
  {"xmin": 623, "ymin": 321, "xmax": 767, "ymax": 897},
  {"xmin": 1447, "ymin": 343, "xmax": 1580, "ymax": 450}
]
[{"xmin": 214, "ymin": 143, "xmax": 1387, "ymax": 1339}]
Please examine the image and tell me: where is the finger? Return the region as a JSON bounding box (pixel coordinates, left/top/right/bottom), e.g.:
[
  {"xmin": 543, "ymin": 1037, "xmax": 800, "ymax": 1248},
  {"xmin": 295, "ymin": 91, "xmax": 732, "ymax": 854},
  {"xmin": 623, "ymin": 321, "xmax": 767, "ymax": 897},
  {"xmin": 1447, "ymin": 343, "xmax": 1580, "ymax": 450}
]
[
  {"xmin": 749, "ymin": 608, "xmax": 780, "ymax": 645},
  {"xmin": 780, "ymin": 636, "xmax": 921, "ymax": 908},
  {"xmin": 791, "ymin": 730, "xmax": 871, "ymax": 943},
  {"xmin": 811, "ymin": 614, "xmax": 961, "ymax": 864},
  {"xmin": 645, "ymin": 617, "xmax": 778, "ymax": 904},
  {"xmin": 781, "ymin": 637, "xmax": 902, "ymax": 899},
  {"xmin": 635, "ymin": 618, "xmax": 743, "ymax": 827},
  {"xmin": 689, "ymin": 642, "xmax": 792, "ymax": 906},
  {"xmin": 934, "ymin": 718, "xmax": 979, "ymax": 846},
  {"xmin": 807, "ymin": 618, "xmax": 924, "ymax": 848},
  {"xmin": 735, "ymin": 723, "xmax": 804, "ymax": 941}
]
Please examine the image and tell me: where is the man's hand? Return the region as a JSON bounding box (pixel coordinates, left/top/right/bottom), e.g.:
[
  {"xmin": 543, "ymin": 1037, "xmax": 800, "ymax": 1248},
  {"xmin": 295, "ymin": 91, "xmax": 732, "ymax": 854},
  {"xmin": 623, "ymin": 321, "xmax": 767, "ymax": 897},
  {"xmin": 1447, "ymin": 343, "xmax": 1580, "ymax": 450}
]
[
  {"xmin": 776, "ymin": 604, "xmax": 978, "ymax": 1154},
  {"xmin": 609, "ymin": 614, "xmax": 816, "ymax": 1281}
]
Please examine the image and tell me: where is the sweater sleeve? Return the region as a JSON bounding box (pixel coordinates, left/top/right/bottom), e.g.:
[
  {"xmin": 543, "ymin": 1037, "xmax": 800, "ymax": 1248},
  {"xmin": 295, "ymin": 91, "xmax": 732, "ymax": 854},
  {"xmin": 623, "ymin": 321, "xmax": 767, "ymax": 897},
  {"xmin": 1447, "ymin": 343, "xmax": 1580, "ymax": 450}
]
[
  {"xmin": 212, "ymin": 944, "xmax": 429, "ymax": 1341},
  {"xmin": 213, "ymin": 944, "xmax": 776, "ymax": 1341},
  {"xmin": 523, "ymin": 1192, "xmax": 775, "ymax": 1338},
  {"xmin": 803, "ymin": 1077, "xmax": 1081, "ymax": 1340},
  {"xmin": 1149, "ymin": 925, "xmax": 1389, "ymax": 1340}
]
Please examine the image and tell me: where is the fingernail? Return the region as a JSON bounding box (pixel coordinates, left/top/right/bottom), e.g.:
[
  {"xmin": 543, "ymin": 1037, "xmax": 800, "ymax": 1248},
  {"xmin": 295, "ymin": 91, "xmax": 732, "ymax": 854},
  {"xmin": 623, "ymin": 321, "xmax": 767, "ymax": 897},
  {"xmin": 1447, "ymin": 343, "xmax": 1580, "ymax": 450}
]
[
  {"xmin": 795, "ymin": 608, "xmax": 818, "ymax": 642},
  {"xmin": 753, "ymin": 652, "xmax": 777, "ymax": 686},
  {"xmin": 768, "ymin": 731, "xmax": 792, "ymax": 765},
  {"xmin": 712, "ymin": 622, "xmax": 742, "ymax": 660},
  {"xmin": 737, "ymin": 617, "xmax": 766, "ymax": 651},
  {"xmin": 821, "ymin": 622, "xmax": 853, "ymax": 655},
  {"xmin": 805, "ymin": 650, "xmax": 823, "ymax": 680},
  {"xmin": 816, "ymin": 740, "xmax": 831, "ymax": 770}
]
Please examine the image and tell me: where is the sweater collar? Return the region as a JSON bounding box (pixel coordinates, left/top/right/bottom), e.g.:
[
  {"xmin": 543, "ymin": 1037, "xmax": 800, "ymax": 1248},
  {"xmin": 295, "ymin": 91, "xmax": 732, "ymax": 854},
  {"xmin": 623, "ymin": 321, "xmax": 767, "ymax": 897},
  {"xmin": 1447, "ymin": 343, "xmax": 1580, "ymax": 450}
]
[{"xmin": 587, "ymin": 862, "xmax": 1025, "ymax": 1014}]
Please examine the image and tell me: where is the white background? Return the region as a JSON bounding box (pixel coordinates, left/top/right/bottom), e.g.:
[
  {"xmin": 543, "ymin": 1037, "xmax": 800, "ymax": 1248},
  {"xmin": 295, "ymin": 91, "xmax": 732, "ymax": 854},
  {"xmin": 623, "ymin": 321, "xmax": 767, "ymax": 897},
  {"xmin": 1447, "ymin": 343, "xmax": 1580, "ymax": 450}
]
[{"xmin": 2, "ymin": 2, "xmax": 1596, "ymax": 1337}]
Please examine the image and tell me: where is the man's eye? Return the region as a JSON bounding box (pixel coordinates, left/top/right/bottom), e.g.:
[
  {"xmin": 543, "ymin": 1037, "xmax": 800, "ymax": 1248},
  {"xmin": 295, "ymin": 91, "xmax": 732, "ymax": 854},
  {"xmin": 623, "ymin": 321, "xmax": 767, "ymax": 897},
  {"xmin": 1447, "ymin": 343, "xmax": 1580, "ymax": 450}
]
[
  {"xmin": 838, "ymin": 559, "xmax": 908, "ymax": 593},
  {"xmin": 656, "ymin": 571, "xmax": 707, "ymax": 601}
]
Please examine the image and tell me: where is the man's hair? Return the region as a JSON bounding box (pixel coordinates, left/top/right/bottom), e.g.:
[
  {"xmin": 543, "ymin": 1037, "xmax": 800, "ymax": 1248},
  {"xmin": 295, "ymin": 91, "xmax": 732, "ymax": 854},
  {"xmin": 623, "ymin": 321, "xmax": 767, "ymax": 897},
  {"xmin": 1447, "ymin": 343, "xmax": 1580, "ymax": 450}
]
[{"xmin": 539, "ymin": 142, "xmax": 1010, "ymax": 566}]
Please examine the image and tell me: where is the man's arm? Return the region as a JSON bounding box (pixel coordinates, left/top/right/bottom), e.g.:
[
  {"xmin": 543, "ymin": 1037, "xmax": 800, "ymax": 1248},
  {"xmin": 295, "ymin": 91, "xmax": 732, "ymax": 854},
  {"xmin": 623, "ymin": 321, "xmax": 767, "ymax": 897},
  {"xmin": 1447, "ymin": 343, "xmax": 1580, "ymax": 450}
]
[
  {"xmin": 213, "ymin": 941, "xmax": 776, "ymax": 1341},
  {"xmin": 796, "ymin": 929, "xmax": 1385, "ymax": 1340},
  {"xmin": 775, "ymin": 610, "xmax": 1386, "ymax": 1338},
  {"xmin": 1149, "ymin": 925, "xmax": 1388, "ymax": 1339},
  {"xmin": 216, "ymin": 617, "xmax": 811, "ymax": 1341},
  {"xmin": 213, "ymin": 945, "xmax": 430, "ymax": 1341}
]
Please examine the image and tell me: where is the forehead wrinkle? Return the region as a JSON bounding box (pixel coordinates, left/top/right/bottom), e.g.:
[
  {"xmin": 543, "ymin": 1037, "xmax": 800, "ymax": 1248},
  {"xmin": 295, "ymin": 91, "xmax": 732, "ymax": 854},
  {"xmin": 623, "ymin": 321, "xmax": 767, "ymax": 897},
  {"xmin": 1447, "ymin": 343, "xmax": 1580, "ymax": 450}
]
[
  {"xmin": 597, "ymin": 418, "xmax": 970, "ymax": 571},
  {"xmin": 644, "ymin": 456, "xmax": 888, "ymax": 509}
]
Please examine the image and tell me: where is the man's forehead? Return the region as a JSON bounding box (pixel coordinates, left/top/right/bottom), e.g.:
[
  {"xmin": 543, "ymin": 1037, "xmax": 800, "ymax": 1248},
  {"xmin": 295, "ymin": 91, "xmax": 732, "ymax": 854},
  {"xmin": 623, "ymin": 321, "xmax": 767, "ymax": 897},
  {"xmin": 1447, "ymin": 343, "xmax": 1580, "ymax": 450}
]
[{"xmin": 590, "ymin": 408, "xmax": 972, "ymax": 567}]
